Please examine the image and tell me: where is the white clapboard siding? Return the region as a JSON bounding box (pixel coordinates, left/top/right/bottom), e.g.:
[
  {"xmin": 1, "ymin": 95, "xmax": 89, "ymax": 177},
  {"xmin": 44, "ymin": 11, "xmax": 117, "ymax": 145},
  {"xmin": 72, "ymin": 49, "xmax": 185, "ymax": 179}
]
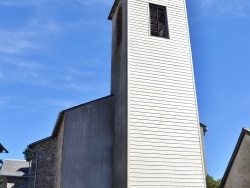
[{"xmin": 127, "ymin": 0, "xmax": 206, "ymax": 187}]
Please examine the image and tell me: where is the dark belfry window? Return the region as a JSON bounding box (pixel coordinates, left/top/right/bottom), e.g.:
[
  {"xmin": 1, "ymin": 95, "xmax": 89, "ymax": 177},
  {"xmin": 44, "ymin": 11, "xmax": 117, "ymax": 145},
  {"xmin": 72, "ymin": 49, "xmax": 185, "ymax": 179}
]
[{"xmin": 150, "ymin": 4, "xmax": 169, "ymax": 38}]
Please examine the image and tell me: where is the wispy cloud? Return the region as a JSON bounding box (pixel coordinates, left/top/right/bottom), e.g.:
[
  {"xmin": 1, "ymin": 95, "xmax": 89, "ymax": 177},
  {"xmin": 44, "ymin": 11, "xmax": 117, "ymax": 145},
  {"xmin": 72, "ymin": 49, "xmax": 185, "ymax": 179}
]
[
  {"xmin": 64, "ymin": 67, "xmax": 94, "ymax": 77},
  {"xmin": 221, "ymin": 0, "xmax": 250, "ymax": 18},
  {"xmin": 1, "ymin": 0, "xmax": 113, "ymax": 7},
  {"xmin": 0, "ymin": 96, "xmax": 13, "ymax": 107},
  {"xmin": 0, "ymin": 0, "xmax": 56, "ymax": 7},
  {"xmin": 0, "ymin": 0, "xmax": 109, "ymax": 55},
  {"xmin": 0, "ymin": 0, "xmax": 31, "ymax": 6},
  {"xmin": 0, "ymin": 19, "xmax": 59, "ymax": 55},
  {"xmin": 0, "ymin": 30, "xmax": 33, "ymax": 54},
  {"xmin": 77, "ymin": 0, "xmax": 113, "ymax": 6},
  {"xmin": 0, "ymin": 0, "xmax": 110, "ymax": 96},
  {"xmin": 199, "ymin": 0, "xmax": 250, "ymax": 19},
  {"xmin": 0, "ymin": 53, "xmax": 107, "ymax": 93},
  {"xmin": 44, "ymin": 99, "xmax": 77, "ymax": 109},
  {"xmin": 3, "ymin": 58, "xmax": 42, "ymax": 70},
  {"xmin": 200, "ymin": 0, "xmax": 215, "ymax": 7}
]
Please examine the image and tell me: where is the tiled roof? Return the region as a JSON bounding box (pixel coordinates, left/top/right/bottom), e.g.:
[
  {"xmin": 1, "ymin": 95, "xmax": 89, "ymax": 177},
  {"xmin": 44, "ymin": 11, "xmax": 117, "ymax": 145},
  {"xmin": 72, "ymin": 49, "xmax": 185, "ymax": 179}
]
[{"xmin": 0, "ymin": 160, "xmax": 29, "ymax": 177}]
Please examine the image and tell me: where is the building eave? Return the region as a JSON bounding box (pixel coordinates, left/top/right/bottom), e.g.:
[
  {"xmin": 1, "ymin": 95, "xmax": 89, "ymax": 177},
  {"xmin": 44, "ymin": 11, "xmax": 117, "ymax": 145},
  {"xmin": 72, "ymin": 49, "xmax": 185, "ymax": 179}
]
[
  {"xmin": 29, "ymin": 95, "xmax": 114, "ymax": 146},
  {"xmin": 28, "ymin": 136, "xmax": 53, "ymax": 148},
  {"xmin": 52, "ymin": 94, "xmax": 114, "ymax": 137},
  {"xmin": 51, "ymin": 111, "xmax": 64, "ymax": 137},
  {"xmin": 0, "ymin": 174, "xmax": 29, "ymax": 178},
  {"xmin": 28, "ymin": 113, "xmax": 64, "ymax": 147},
  {"xmin": 108, "ymin": 0, "xmax": 120, "ymax": 20},
  {"xmin": 200, "ymin": 123, "xmax": 208, "ymax": 135}
]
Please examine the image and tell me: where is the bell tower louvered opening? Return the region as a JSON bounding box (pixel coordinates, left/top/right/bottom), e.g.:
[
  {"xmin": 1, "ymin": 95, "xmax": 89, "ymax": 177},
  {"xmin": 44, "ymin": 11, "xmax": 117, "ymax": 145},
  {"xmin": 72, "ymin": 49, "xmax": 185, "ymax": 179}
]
[{"xmin": 149, "ymin": 4, "xmax": 169, "ymax": 38}]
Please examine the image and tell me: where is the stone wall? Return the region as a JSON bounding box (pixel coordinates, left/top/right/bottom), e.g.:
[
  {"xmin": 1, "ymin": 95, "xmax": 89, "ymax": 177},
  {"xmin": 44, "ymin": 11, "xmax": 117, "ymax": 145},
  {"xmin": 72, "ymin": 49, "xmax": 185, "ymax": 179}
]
[
  {"xmin": 55, "ymin": 119, "xmax": 64, "ymax": 188},
  {"xmin": 29, "ymin": 137, "xmax": 57, "ymax": 188},
  {"xmin": 1, "ymin": 177, "xmax": 28, "ymax": 188},
  {"xmin": 27, "ymin": 96, "xmax": 113, "ymax": 188}
]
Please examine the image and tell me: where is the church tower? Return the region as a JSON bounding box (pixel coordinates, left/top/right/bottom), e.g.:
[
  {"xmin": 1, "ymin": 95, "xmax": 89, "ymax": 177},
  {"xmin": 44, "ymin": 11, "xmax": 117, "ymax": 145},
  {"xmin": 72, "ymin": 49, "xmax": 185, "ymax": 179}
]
[{"xmin": 109, "ymin": 0, "xmax": 207, "ymax": 187}]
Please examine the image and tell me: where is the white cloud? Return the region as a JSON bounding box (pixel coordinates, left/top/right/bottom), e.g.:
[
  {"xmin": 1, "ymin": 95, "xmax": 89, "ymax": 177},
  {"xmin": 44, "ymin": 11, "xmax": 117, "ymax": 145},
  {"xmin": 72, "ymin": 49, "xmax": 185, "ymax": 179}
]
[
  {"xmin": 0, "ymin": 54, "xmax": 106, "ymax": 94},
  {"xmin": 0, "ymin": 31, "xmax": 33, "ymax": 54},
  {"xmin": 77, "ymin": 0, "xmax": 113, "ymax": 6},
  {"xmin": 200, "ymin": 0, "xmax": 215, "ymax": 7},
  {"xmin": 0, "ymin": 0, "xmax": 28, "ymax": 6},
  {"xmin": 0, "ymin": 0, "xmax": 56, "ymax": 7},
  {"xmin": 64, "ymin": 67, "xmax": 94, "ymax": 77},
  {"xmin": 0, "ymin": 64, "xmax": 98, "ymax": 94},
  {"xmin": 44, "ymin": 99, "xmax": 77, "ymax": 109},
  {"xmin": 0, "ymin": 0, "xmax": 110, "ymax": 94},
  {"xmin": 0, "ymin": 57, "xmax": 44, "ymax": 85},
  {"xmin": 67, "ymin": 82, "xmax": 98, "ymax": 92},
  {"xmin": 2, "ymin": 57, "xmax": 43, "ymax": 71},
  {"xmin": 0, "ymin": 1, "xmax": 108, "ymax": 55},
  {"xmin": 199, "ymin": 0, "xmax": 250, "ymax": 19},
  {"xmin": 1, "ymin": 0, "xmax": 113, "ymax": 7},
  {"xmin": 0, "ymin": 19, "xmax": 59, "ymax": 55},
  {"xmin": 223, "ymin": 0, "xmax": 250, "ymax": 18},
  {"xmin": 0, "ymin": 96, "xmax": 12, "ymax": 107}
]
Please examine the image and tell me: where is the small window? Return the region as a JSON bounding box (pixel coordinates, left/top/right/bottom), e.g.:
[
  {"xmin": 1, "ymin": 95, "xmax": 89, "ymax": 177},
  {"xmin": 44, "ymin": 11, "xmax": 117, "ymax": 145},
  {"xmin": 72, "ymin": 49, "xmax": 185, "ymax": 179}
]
[{"xmin": 149, "ymin": 4, "xmax": 169, "ymax": 38}]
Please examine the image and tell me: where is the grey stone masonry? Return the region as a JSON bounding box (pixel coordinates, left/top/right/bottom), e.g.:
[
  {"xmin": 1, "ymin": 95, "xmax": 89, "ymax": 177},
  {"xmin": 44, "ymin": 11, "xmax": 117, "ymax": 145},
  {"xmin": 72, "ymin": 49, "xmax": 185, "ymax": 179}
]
[
  {"xmin": 2, "ymin": 177, "xmax": 29, "ymax": 188},
  {"xmin": 28, "ymin": 96, "xmax": 114, "ymax": 188},
  {"xmin": 29, "ymin": 137, "xmax": 57, "ymax": 188}
]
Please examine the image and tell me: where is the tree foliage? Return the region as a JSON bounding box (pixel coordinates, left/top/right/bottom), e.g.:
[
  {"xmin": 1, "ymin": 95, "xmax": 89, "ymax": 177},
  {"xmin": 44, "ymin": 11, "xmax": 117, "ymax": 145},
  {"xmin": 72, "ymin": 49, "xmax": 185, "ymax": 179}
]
[
  {"xmin": 207, "ymin": 174, "xmax": 221, "ymax": 188},
  {"xmin": 23, "ymin": 148, "xmax": 33, "ymax": 162}
]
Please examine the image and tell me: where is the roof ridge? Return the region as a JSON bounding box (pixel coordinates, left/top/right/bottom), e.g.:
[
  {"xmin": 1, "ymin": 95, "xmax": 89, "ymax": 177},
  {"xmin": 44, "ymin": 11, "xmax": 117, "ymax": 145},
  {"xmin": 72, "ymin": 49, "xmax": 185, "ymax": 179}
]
[{"xmin": 4, "ymin": 159, "xmax": 27, "ymax": 162}]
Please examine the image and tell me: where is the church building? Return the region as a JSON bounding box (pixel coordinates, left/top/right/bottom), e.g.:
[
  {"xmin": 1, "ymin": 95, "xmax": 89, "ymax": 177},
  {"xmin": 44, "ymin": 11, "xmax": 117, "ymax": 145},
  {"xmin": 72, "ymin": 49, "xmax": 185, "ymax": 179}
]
[{"xmin": 26, "ymin": 0, "xmax": 207, "ymax": 187}]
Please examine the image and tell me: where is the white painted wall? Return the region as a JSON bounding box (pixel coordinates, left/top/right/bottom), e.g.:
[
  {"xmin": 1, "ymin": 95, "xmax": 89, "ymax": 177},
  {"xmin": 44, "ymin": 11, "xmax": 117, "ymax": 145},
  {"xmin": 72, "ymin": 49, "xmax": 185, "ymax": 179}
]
[{"xmin": 127, "ymin": 0, "xmax": 206, "ymax": 187}]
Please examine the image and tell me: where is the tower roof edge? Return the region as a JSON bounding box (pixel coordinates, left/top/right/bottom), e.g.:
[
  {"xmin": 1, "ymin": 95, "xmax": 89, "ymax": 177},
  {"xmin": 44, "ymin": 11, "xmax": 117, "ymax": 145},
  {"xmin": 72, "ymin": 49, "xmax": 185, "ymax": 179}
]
[{"xmin": 108, "ymin": 0, "xmax": 120, "ymax": 20}]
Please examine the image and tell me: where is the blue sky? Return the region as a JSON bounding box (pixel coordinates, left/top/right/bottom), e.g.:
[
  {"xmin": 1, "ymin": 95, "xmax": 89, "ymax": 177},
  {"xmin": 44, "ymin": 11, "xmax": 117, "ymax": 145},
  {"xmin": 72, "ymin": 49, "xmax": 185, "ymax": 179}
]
[{"xmin": 0, "ymin": 0, "xmax": 250, "ymax": 180}]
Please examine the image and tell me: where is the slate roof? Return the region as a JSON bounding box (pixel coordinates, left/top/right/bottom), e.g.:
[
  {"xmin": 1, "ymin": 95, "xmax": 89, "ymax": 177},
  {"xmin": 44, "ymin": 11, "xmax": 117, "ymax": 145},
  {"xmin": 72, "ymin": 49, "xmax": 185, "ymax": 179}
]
[
  {"xmin": 220, "ymin": 128, "xmax": 250, "ymax": 187},
  {"xmin": 28, "ymin": 136, "xmax": 52, "ymax": 147},
  {"xmin": 0, "ymin": 160, "xmax": 29, "ymax": 178}
]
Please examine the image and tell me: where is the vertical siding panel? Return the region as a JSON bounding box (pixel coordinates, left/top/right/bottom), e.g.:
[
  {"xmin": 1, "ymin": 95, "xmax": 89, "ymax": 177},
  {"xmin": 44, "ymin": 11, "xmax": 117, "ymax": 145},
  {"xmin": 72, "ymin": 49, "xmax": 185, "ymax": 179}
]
[{"xmin": 127, "ymin": 0, "xmax": 206, "ymax": 187}]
